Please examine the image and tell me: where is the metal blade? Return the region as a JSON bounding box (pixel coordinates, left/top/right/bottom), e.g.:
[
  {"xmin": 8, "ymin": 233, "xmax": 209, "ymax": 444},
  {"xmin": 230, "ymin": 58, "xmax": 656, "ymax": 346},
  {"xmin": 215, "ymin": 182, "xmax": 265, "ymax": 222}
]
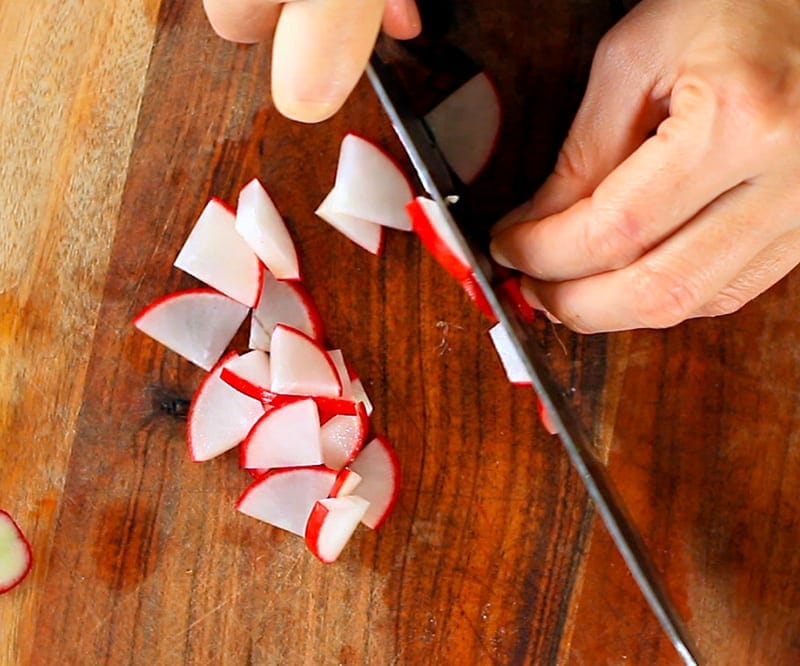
[{"xmin": 367, "ymin": 52, "xmax": 701, "ymax": 666}]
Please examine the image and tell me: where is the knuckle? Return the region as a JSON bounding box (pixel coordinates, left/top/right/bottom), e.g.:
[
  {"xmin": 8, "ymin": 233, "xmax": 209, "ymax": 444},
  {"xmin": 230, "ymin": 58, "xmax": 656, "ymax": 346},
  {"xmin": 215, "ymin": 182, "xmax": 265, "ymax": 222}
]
[
  {"xmin": 583, "ymin": 201, "xmax": 648, "ymax": 269},
  {"xmin": 630, "ymin": 263, "xmax": 702, "ymax": 329},
  {"xmin": 593, "ymin": 24, "xmax": 642, "ymax": 72}
]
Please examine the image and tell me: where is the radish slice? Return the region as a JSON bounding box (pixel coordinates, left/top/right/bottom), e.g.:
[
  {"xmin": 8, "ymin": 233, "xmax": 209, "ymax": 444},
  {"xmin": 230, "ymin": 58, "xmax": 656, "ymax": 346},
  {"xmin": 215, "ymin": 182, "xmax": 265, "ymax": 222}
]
[
  {"xmin": 327, "ymin": 134, "xmax": 414, "ymax": 232},
  {"xmin": 320, "ymin": 402, "xmax": 369, "ymax": 470},
  {"xmin": 329, "ymin": 468, "xmax": 362, "ymax": 497},
  {"xmin": 424, "ymin": 72, "xmax": 502, "ymax": 184},
  {"xmin": 487, "ymin": 322, "xmax": 532, "ymax": 386},
  {"xmin": 538, "ymin": 398, "xmax": 558, "ymax": 436},
  {"xmin": 240, "ymin": 398, "xmax": 322, "ymax": 470},
  {"xmin": 134, "ymin": 288, "xmax": 249, "ymax": 371},
  {"xmin": 188, "ymin": 352, "xmax": 265, "ymax": 462},
  {"xmin": 350, "ymin": 376, "xmax": 373, "ymax": 417},
  {"xmin": 348, "ymin": 435, "xmax": 401, "ymax": 530},
  {"xmin": 498, "ymin": 275, "xmax": 535, "ymax": 324},
  {"xmin": 460, "ymin": 274, "xmax": 498, "ymax": 322},
  {"xmin": 406, "ymin": 196, "xmax": 472, "ymax": 282},
  {"xmin": 0, "ymin": 510, "xmax": 33, "ymax": 594},
  {"xmin": 315, "ymin": 190, "xmax": 384, "ymax": 255},
  {"xmin": 174, "ymin": 198, "xmax": 264, "ymax": 308},
  {"xmin": 236, "ymin": 178, "xmax": 300, "ymax": 280},
  {"xmin": 220, "ymin": 349, "xmax": 271, "ymax": 398},
  {"xmin": 270, "ymin": 324, "xmax": 342, "ymax": 398},
  {"xmin": 236, "ymin": 466, "xmax": 337, "ymax": 536},
  {"xmin": 305, "ymin": 495, "xmax": 370, "ymax": 563},
  {"xmin": 250, "ymin": 271, "xmax": 324, "ymax": 352}
]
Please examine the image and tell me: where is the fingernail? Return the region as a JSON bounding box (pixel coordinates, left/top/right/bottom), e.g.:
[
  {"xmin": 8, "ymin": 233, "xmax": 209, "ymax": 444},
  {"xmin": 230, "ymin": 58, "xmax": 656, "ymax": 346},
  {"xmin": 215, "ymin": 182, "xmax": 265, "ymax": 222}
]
[
  {"xmin": 489, "ymin": 238, "xmax": 515, "ymax": 269},
  {"xmin": 403, "ymin": 0, "xmax": 422, "ymax": 34},
  {"xmin": 520, "ymin": 279, "xmax": 561, "ymax": 324}
]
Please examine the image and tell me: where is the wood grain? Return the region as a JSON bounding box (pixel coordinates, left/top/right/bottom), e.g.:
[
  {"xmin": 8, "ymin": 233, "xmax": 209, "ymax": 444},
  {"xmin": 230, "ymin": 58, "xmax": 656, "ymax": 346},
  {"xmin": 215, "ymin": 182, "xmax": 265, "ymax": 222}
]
[{"xmin": 2, "ymin": 1, "xmax": 800, "ymax": 664}]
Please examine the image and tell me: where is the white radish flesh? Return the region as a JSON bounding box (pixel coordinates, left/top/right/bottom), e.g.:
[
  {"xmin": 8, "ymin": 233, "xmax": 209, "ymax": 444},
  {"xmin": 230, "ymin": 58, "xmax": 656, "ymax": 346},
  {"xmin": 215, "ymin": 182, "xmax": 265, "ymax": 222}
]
[
  {"xmin": 305, "ymin": 495, "xmax": 370, "ymax": 563},
  {"xmin": 269, "ymin": 324, "xmax": 342, "ymax": 398},
  {"xmin": 220, "ymin": 349, "xmax": 271, "ymax": 398},
  {"xmin": 406, "ymin": 196, "xmax": 472, "ymax": 282},
  {"xmin": 348, "ymin": 435, "xmax": 401, "ymax": 529},
  {"xmin": 320, "ymin": 402, "xmax": 369, "ymax": 470},
  {"xmin": 487, "ymin": 322, "xmax": 532, "ymax": 386},
  {"xmin": 0, "ymin": 510, "xmax": 32, "ymax": 594},
  {"xmin": 315, "ymin": 189, "xmax": 384, "ymax": 255}
]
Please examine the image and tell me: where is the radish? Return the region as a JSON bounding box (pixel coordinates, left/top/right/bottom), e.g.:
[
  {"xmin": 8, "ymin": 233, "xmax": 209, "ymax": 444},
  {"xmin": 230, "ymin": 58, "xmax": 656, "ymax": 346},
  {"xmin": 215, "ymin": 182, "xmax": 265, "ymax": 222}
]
[
  {"xmin": 269, "ymin": 324, "xmax": 342, "ymax": 398},
  {"xmin": 235, "ymin": 178, "xmax": 300, "ymax": 281},
  {"xmin": 460, "ymin": 274, "xmax": 498, "ymax": 322},
  {"xmin": 315, "ymin": 190, "xmax": 384, "ymax": 255},
  {"xmin": 487, "ymin": 322, "xmax": 533, "ymax": 387},
  {"xmin": 350, "ymin": 376, "xmax": 373, "ymax": 417},
  {"xmin": 498, "ymin": 275, "xmax": 535, "ymax": 324},
  {"xmin": 329, "ymin": 467, "xmax": 362, "ymax": 497},
  {"xmin": 174, "ymin": 198, "xmax": 264, "ymax": 308},
  {"xmin": 249, "ymin": 271, "xmax": 324, "ymax": 352},
  {"xmin": 187, "ymin": 352, "xmax": 265, "ymax": 462},
  {"xmin": 424, "ymin": 71, "xmax": 502, "ymax": 185},
  {"xmin": 220, "ymin": 349, "xmax": 271, "ymax": 399},
  {"xmin": 134, "ymin": 288, "xmax": 249, "ymax": 371},
  {"xmin": 235, "ymin": 465, "xmax": 337, "ymax": 536},
  {"xmin": 0, "ymin": 510, "xmax": 32, "ymax": 594},
  {"xmin": 406, "ymin": 196, "xmax": 472, "ymax": 282},
  {"xmin": 240, "ymin": 398, "xmax": 323, "ymax": 470},
  {"xmin": 305, "ymin": 495, "xmax": 370, "ymax": 563},
  {"xmin": 348, "ymin": 435, "xmax": 401, "ymax": 530},
  {"xmin": 320, "ymin": 402, "xmax": 369, "ymax": 470}
]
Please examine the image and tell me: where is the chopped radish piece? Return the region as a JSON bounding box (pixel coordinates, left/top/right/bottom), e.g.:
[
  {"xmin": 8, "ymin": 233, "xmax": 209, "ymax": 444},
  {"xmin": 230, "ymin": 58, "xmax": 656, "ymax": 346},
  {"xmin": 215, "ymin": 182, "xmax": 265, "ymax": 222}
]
[
  {"xmin": 305, "ymin": 495, "xmax": 370, "ymax": 563},
  {"xmin": 460, "ymin": 274, "xmax": 498, "ymax": 322},
  {"xmin": 348, "ymin": 435, "xmax": 400, "ymax": 530},
  {"xmin": 498, "ymin": 275, "xmax": 535, "ymax": 324},
  {"xmin": 0, "ymin": 510, "xmax": 32, "ymax": 594},
  {"xmin": 406, "ymin": 196, "xmax": 472, "ymax": 282},
  {"xmin": 350, "ymin": 376, "xmax": 373, "ymax": 417},
  {"xmin": 328, "ymin": 350, "xmax": 355, "ymax": 400},
  {"xmin": 134, "ymin": 288, "xmax": 249, "ymax": 371},
  {"xmin": 174, "ymin": 198, "xmax": 264, "ymax": 307},
  {"xmin": 329, "ymin": 468, "xmax": 362, "ymax": 497},
  {"xmin": 538, "ymin": 398, "xmax": 558, "ymax": 436},
  {"xmin": 250, "ymin": 271, "xmax": 324, "ymax": 352},
  {"xmin": 270, "ymin": 324, "xmax": 342, "ymax": 397},
  {"xmin": 236, "ymin": 466, "xmax": 337, "ymax": 536},
  {"xmin": 320, "ymin": 402, "xmax": 369, "ymax": 470},
  {"xmin": 236, "ymin": 178, "xmax": 300, "ymax": 280},
  {"xmin": 487, "ymin": 322, "xmax": 532, "ymax": 386},
  {"xmin": 328, "ymin": 134, "xmax": 414, "ymax": 232},
  {"xmin": 424, "ymin": 72, "xmax": 502, "ymax": 184},
  {"xmin": 188, "ymin": 352, "xmax": 265, "ymax": 462},
  {"xmin": 220, "ymin": 349, "xmax": 271, "ymax": 398},
  {"xmin": 240, "ymin": 398, "xmax": 322, "ymax": 470},
  {"xmin": 315, "ymin": 190, "xmax": 384, "ymax": 255}
]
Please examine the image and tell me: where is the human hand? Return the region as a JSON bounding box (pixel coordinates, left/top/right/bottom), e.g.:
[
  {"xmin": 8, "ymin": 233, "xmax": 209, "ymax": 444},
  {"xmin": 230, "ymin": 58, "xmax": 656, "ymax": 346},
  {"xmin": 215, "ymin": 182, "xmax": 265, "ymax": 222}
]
[
  {"xmin": 203, "ymin": 0, "xmax": 421, "ymax": 122},
  {"xmin": 490, "ymin": 0, "xmax": 800, "ymax": 333}
]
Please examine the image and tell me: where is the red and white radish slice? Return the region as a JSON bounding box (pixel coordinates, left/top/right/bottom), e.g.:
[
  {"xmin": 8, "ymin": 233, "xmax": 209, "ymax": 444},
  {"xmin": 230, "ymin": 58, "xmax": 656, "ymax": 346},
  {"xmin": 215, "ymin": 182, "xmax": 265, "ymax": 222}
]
[
  {"xmin": 220, "ymin": 349, "xmax": 271, "ymax": 398},
  {"xmin": 498, "ymin": 275, "xmax": 535, "ymax": 324},
  {"xmin": 305, "ymin": 495, "xmax": 370, "ymax": 563},
  {"xmin": 320, "ymin": 402, "xmax": 369, "ymax": 470},
  {"xmin": 174, "ymin": 198, "xmax": 264, "ymax": 307},
  {"xmin": 329, "ymin": 467, "xmax": 362, "ymax": 497},
  {"xmin": 348, "ymin": 435, "xmax": 400, "ymax": 530},
  {"xmin": 327, "ymin": 134, "xmax": 414, "ymax": 232},
  {"xmin": 487, "ymin": 322, "xmax": 532, "ymax": 386},
  {"xmin": 350, "ymin": 376, "xmax": 373, "ymax": 417},
  {"xmin": 270, "ymin": 324, "xmax": 342, "ymax": 398},
  {"xmin": 460, "ymin": 274, "xmax": 498, "ymax": 322},
  {"xmin": 240, "ymin": 398, "xmax": 322, "ymax": 470},
  {"xmin": 315, "ymin": 190, "xmax": 384, "ymax": 255},
  {"xmin": 0, "ymin": 510, "xmax": 32, "ymax": 594},
  {"xmin": 236, "ymin": 465, "xmax": 337, "ymax": 536},
  {"xmin": 236, "ymin": 178, "xmax": 300, "ymax": 281},
  {"xmin": 134, "ymin": 288, "xmax": 249, "ymax": 371},
  {"xmin": 406, "ymin": 196, "xmax": 472, "ymax": 282},
  {"xmin": 538, "ymin": 398, "xmax": 558, "ymax": 436},
  {"xmin": 424, "ymin": 71, "xmax": 501, "ymax": 184},
  {"xmin": 250, "ymin": 271, "xmax": 325, "ymax": 352},
  {"xmin": 188, "ymin": 352, "xmax": 265, "ymax": 462}
]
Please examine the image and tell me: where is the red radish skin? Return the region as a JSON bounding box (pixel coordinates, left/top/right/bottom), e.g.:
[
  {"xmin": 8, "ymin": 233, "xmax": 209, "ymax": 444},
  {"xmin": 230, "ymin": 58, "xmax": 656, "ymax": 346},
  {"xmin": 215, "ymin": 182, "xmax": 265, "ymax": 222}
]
[
  {"xmin": 269, "ymin": 324, "xmax": 343, "ymax": 398},
  {"xmin": 305, "ymin": 495, "xmax": 370, "ymax": 563},
  {"xmin": 498, "ymin": 275, "xmax": 536, "ymax": 324},
  {"xmin": 329, "ymin": 467, "xmax": 362, "ymax": 497},
  {"xmin": 320, "ymin": 402, "xmax": 369, "ymax": 470},
  {"xmin": 348, "ymin": 435, "xmax": 401, "ymax": 530},
  {"xmin": 406, "ymin": 197, "xmax": 472, "ymax": 282},
  {"xmin": 0, "ymin": 510, "xmax": 33, "ymax": 594},
  {"xmin": 538, "ymin": 399, "xmax": 558, "ymax": 436},
  {"xmin": 460, "ymin": 274, "xmax": 498, "ymax": 322},
  {"xmin": 220, "ymin": 349, "xmax": 271, "ymax": 399}
]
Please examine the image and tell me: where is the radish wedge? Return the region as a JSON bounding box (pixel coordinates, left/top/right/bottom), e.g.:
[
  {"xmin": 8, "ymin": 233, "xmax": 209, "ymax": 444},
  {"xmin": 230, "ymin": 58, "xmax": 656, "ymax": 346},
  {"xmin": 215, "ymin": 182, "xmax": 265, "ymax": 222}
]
[
  {"xmin": 424, "ymin": 72, "xmax": 501, "ymax": 185},
  {"xmin": 406, "ymin": 196, "xmax": 472, "ymax": 282},
  {"xmin": 348, "ymin": 435, "xmax": 400, "ymax": 530},
  {"xmin": 220, "ymin": 349, "xmax": 271, "ymax": 399},
  {"xmin": 134, "ymin": 288, "xmax": 249, "ymax": 371},
  {"xmin": 320, "ymin": 402, "xmax": 369, "ymax": 470},
  {"xmin": 487, "ymin": 322, "xmax": 532, "ymax": 386},
  {"xmin": 236, "ymin": 466, "xmax": 337, "ymax": 536},
  {"xmin": 329, "ymin": 468, "xmax": 362, "ymax": 497},
  {"xmin": 305, "ymin": 496, "xmax": 370, "ymax": 563},
  {"xmin": 188, "ymin": 352, "xmax": 265, "ymax": 462},
  {"xmin": 270, "ymin": 324, "xmax": 342, "ymax": 398},
  {"xmin": 236, "ymin": 178, "xmax": 300, "ymax": 280},
  {"xmin": 174, "ymin": 198, "xmax": 264, "ymax": 308},
  {"xmin": 315, "ymin": 190, "xmax": 384, "ymax": 255},
  {"xmin": 327, "ymin": 134, "xmax": 414, "ymax": 232},
  {"xmin": 240, "ymin": 398, "xmax": 322, "ymax": 470},
  {"xmin": 0, "ymin": 510, "xmax": 32, "ymax": 594}
]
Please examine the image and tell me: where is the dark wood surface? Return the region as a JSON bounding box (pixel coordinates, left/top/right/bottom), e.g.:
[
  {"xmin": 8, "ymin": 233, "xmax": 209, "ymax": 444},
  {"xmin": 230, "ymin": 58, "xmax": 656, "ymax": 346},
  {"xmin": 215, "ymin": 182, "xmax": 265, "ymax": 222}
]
[{"xmin": 4, "ymin": 1, "xmax": 800, "ymax": 664}]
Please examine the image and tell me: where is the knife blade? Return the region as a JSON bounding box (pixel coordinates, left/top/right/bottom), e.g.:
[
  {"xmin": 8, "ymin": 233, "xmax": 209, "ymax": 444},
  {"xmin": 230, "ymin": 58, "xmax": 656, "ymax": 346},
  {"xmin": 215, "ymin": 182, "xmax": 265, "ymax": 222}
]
[{"xmin": 367, "ymin": 47, "xmax": 701, "ymax": 666}]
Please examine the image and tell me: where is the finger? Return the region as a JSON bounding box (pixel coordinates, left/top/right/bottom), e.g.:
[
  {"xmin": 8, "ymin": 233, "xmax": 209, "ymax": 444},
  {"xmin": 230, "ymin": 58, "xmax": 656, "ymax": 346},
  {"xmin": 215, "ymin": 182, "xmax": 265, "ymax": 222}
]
[
  {"xmin": 522, "ymin": 180, "xmax": 793, "ymax": 333},
  {"xmin": 271, "ymin": 0, "xmax": 383, "ymax": 123},
  {"xmin": 382, "ymin": 0, "xmax": 421, "ymax": 40},
  {"xmin": 203, "ymin": 0, "xmax": 281, "ymax": 44}
]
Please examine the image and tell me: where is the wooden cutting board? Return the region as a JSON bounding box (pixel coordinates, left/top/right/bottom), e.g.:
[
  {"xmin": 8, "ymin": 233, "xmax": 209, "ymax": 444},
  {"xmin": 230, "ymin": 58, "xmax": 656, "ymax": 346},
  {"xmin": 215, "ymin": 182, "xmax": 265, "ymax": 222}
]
[{"xmin": 3, "ymin": 1, "xmax": 800, "ymax": 664}]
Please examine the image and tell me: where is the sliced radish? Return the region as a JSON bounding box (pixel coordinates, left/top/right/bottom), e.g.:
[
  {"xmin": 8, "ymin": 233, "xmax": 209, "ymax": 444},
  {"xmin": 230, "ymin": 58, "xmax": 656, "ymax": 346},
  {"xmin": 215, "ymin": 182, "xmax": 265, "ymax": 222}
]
[
  {"xmin": 487, "ymin": 322, "xmax": 532, "ymax": 386},
  {"xmin": 320, "ymin": 402, "xmax": 369, "ymax": 470},
  {"xmin": 348, "ymin": 435, "xmax": 400, "ymax": 530},
  {"xmin": 134, "ymin": 288, "xmax": 249, "ymax": 371},
  {"xmin": 538, "ymin": 398, "xmax": 558, "ymax": 436},
  {"xmin": 424, "ymin": 71, "xmax": 502, "ymax": 185},
  {"xmin": 329, "ymin": 467, "xmax": 362, "ymax": 497},
  {"xmin": 270, "ymin": 324, "xmax": 342, "ymax": 398},
  {"xmin": 174, "ymin": 198, "xmax": 264, "ymax": 308},
  {"xmin": 305, "ymin": 495, "xmax": 370, "ymax": 563},
  {"xmin": 498, "ymin": 275, "xmax": 535, "ymax": 324},
  {"xmin": 236, "ymin": 465, "xmax": 337, "ymax": 536},
  {"xmin": 460, "ymin": 274, "xmax": 498, "ymax": 322},
  {"xmin": 250, "ymin": 271, "xmax": 324, "ymax": 352},
  {"xmin": 240, "ymin": 398, "xmax": 322, "ymax": 470},
  {"xmin": 220, "ymin": 349, "xmax": 271, "ymax": 398},
  {"xmin": 327, "ymin": 134, "xmax": 414, "ymax": 232},
  {"xmin": 406, "ymin": 196, "xmax": 472, "ymax": 282},
  {"xmin": 236, "ymin": 178, "xmax": 300, "ymax": 280},
  {"xmin": 350, "ymin": 376, "xmax": 373, "ymax": 417},
  {"xmin": 0, "ymin": 510, "xmax": 32, "ymax": 594},
  {"xmin": 188, "ymin": 352, "xmax": 265, "ymax": 462},
  {"xmin": 315, "ymin": 189, "xmax": 384, "ymax": 255}
]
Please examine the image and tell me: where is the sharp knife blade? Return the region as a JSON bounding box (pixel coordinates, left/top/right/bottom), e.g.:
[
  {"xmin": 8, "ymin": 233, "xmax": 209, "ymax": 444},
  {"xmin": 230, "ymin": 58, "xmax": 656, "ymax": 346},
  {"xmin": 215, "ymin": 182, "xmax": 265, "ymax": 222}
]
[{"xmin": 367, "ymin": 51, "xmax": 701, "ymax": 666}]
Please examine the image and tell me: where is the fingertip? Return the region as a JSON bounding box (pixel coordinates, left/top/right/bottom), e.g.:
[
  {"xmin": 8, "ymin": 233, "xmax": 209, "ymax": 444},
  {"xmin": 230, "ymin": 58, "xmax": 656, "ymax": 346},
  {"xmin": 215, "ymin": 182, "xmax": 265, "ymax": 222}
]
[
  {"xmin": 382, "ymin": 0, "xmax": 421, "ymax": 39},
  {"xmin": 271, "ymin": 92, "xmax": 342, "ymax": 124}
]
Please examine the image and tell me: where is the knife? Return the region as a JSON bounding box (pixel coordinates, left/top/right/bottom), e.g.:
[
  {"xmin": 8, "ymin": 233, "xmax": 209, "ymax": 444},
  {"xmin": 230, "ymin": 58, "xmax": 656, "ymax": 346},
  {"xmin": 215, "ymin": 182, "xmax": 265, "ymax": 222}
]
[{"xmin": 367, "ymin": 45, "xmax": 701, "ymax": 666}]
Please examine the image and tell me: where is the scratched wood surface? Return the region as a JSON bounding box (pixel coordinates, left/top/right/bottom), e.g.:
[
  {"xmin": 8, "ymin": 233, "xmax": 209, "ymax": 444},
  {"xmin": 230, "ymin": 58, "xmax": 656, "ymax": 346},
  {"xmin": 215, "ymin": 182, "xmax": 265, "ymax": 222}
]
[{"xmin": 2, "ymin": 1, "xmax": 799, "ymax": 664}]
